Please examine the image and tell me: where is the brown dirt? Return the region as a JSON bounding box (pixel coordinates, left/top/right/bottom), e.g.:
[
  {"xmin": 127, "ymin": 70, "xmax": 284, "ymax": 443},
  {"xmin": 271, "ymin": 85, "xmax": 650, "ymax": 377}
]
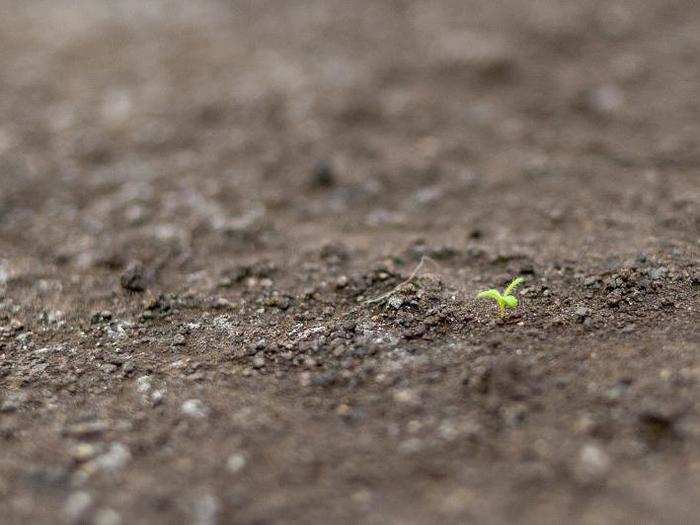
[{"xmin": 1, "ymin": 1, "xmax": 699, "ymax": 523}]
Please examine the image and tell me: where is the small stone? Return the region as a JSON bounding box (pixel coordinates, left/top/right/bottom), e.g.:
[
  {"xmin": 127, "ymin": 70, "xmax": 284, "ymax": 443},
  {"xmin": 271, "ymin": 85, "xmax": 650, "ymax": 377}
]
[
  {"xmin": 134, "ymin": 376, "xmax": 154, "ymax": 403},
  {"xmin": 351, "ymin": 489, "xmax": 372, "ymax": 506},
  {"xmin": 64, "ymin": 420, "xmax": 109, "ymax": 439},
  {"xmin": 398, "ymin": 438, "xmax": 423, "ymax": 454},
  {"xmin": 94, "ymin": 508, "xmax": 122, "ymax": 525},
  {"xmin": 64, "ymin": 491, "xmax": 93, "ymax": 522},
  {"xmin": 649, "ymin": 267, "xmax": 668, "ymax": 280},
  {"xmin": 191, "ymin": 494, "xmax": 219, "ymax": 525},
  {"xmin": 335, "ymin": 275, "xmax": 349, "ymax": 289},
  {"xmin": 606, "ymin": 379, "xmax": 631, "ymax": 401},
  {"xmin": 576, "ymin": 85, "xmax": 624, "ymax": 116},
  {"xmin": 121, "ymin": 361, "xmax": 136, "ymax": 376},
  {"xmin": 0, "ymin": 260, "xmax": 10, "ymax": 283},
  {"xmin": 387, "ymin": 295, "xmax": 404, "ymax": 309},
  {"xmin": 0, "ymin": 399, "xmax": 19, "ymax": 413},
  {"xmin": 120, "ymin": 263, "xmax": 147, "ymax": 292},
  {"xmin": 691, "ymin": 271, "xmax": 700, "ymax": 286},
  {"xmin": 336, "ymin": 404, "xmax": 352, "ymax": 417},
  {"xmin": 213, "ymin": 297, "xmax": 231, "ymax": 309},
  {"xmin": 0, "ymin": 391, "xmax": 26, "ymax": 413},
  {"xmin": 70, "ymin": 443, "xmax": 101, "ymax": 462},
  {"xmin": 226, "ymin": 453, "xmax": 247, "ymax": 473},
  {"xmin": 135, "ymin": 375, "xmax": 152, "ymax": 393},
  {"xmin": 151, "ymin": 390, "xmax": 166, "ymax": 406},
  {"xmin": 93, "ymin": 443, "xmax": 131, "ymax": 473},
  {"xmin": 583, "ymin": 276, "xmax": 600, "ymax": 288},
  {"xmin": 252, "ymin": 356, "xmax": 266, "ymax": 369},
  {"xmin": 91, "ymin": 311, "xmax": 113, "ymax": 324},
  {"xmin": 606, "ymin": 292, "xmax": 622, "ymax": 307},
  {"xmin": 181, "ymin": 399, "xmax": 209, "ymax": 418},
  {"xmin": 575, "ymin": 443, "xmax": 611, "ymax": 482},
  {"xmin": 101, "ymin": 363, "xmax": 118, "ymax": 374},
  {"xmin": 393, "ymin": 389, "xmax": 420, "ymax": 406},
  {"xmin": 173, "ymin": 334, "xmax": 186, "ymax": 346},
  {"xmin": 299, "ymin": 372, "xmax": 312, "ymax": 387},
  {"xmin": 574, "ymin": 414, "xmax": 596, "ymax": 435},
  {"xmin": 101, "ymin": 90, "xmax": 132, "ymax": 126},
  {"xmin": 574, "ymin": 306, "xmax": 590, "ymax": 321},
  {"xmin": 605, "ymin": 276, "xmax": 622, "ymax": 290}
]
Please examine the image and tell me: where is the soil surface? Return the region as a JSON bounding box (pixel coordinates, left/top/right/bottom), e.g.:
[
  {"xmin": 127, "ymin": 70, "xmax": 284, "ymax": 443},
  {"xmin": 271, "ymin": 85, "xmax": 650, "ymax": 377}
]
[{"xmin": 1, "ymin": 1, "xmax": 699, "ymax": 523}]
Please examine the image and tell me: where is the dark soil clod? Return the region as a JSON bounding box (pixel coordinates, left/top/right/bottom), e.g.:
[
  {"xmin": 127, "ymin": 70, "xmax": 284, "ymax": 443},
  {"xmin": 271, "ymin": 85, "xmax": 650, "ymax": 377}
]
[{"xmin": 120, "ymin": 263, "xmax": 148, "ymax": 293}]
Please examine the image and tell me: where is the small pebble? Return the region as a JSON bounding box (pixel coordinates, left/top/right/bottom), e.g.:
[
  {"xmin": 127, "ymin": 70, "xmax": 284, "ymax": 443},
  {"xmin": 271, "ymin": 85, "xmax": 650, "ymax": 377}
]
[
  {"xmin": 226, "ymin": 453, "xmax": 247, "ymax": 473},
  {"xmin": 192, "ymin": 494, "xmax": 219, "ymax": 525},
  {"xmin": 575, "ymin": 443, "xmax": 611, "ymax": 482},
  {"xmin": 151, "ymin": 390, "xmax": 166, "ymax": 407},
  {"xmin": 64, "ymin": 491, "xmax": 93, "ymax": 521},
  {"xmin": 606, "ymin": 292, "xmax": 622, "ymax": 307},
  {"xmin": 388, "ymin": 295, "xmax": 404, "ymax": 309},
  {"xmin": 393, "ymin": 389, "xmax": 420, "ymax": 405},
  {"xmin": 135, "ymin": 375, "xmax": 152, "ymax": 394},
  {"xmin": 93, "ymin": 443, "xmax": 131, "ymax": 473},
  {"xmin": 181, "ymin": 399, "xmax": 209, "ymax": 418},
  {"xmin": 574, "ymin": 306, "xmax": 590, "ymax": 321},
  {"xmin": 64, "ymin": 420, "xmax": 109, "ymax": 439},
  {"xmin": 649, "ymin": 267, "xmax": 667, "ymax": 280},
  {"xmin": 70, "ymin": 443, "xmax": 101, "ymax": 462},
  {"xmin": 120, "ymin": 263, "xmax": 147, "ymax": 292},
  {"xmin": 94, "ymin": 508, "xmax": 122, "ymax": 525}
]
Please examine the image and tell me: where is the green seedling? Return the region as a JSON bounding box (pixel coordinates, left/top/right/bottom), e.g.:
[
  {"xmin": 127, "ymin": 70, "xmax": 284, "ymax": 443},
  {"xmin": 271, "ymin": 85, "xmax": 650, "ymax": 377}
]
[{"xmin": 476, "ymin": 276, "xmax": 525, "ymax": 316}]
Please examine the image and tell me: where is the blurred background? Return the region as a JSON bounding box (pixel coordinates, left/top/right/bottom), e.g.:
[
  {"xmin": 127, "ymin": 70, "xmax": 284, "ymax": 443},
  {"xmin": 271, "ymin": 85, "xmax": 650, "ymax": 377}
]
[{"xmin": 2, "ymin": 1, "xmax": 698, "ymax": 271}]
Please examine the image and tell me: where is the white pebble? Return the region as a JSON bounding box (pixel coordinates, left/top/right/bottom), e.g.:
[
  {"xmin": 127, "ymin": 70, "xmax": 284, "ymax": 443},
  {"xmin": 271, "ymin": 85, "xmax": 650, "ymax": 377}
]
[
  {"xmin": 135, "ymin": 375, "xmax": 152, "ymax": 394},
  {"xmin": 181, "ymin": 399, "xmax": 209, "ymax": 418},
  {"xmin": 94, "ymin": 443, "xmax": 131, "ymax": 473},
  {"xmin": 64, "ymin": 491, "xmax": 92, "ymax": 521},
  {"xmin": 576, "ymin": 443, "xmax": 611, "ymax": 481},
  {"xmin": 226, "ymin": 453, "xmax": 247, "ymax": 473},
  {"xmin": 94, "ymin": 508, "xmax": 122, "ymax": 525}
]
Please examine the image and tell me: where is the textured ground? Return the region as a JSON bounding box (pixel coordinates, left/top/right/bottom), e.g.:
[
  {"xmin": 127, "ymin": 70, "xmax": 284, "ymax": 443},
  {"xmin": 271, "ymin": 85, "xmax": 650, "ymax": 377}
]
[{"xmin": 0, "ymin": 1, "xmax": 698, "ymax": 523}]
